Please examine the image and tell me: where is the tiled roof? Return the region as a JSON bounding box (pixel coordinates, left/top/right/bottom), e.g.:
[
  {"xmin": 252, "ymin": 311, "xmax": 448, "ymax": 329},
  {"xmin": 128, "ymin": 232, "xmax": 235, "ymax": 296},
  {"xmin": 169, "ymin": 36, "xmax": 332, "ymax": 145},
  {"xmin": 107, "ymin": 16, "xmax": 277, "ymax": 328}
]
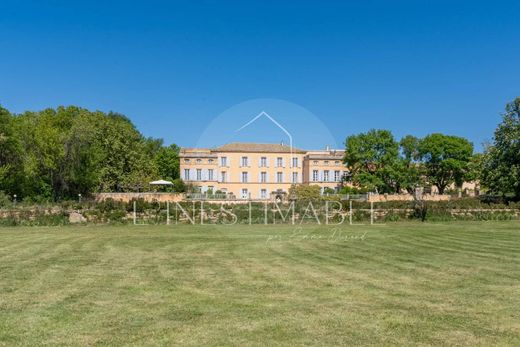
[
  {"xmin": 307, "ymin": 151, "xmax": 345, "ymax": 160},
  {"xmin": 179, "ymin": 148, "xmax": 217, "ymax": 158},
  {"xmin": 213, "ymin": 142, "xmax": 307, "ymax": 154}
]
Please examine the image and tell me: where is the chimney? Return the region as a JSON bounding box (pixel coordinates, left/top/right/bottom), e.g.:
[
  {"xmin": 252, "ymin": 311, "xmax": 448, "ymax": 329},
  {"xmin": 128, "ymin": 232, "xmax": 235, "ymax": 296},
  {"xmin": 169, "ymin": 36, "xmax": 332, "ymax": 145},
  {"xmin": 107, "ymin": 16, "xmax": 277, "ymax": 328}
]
[
  {"xmin": 281, "ymin": 140, "xmax": 284, "ymax": 146},
  {"xmin": 325, "ymin": 145, "xmax": 330, "ymax": 151}
]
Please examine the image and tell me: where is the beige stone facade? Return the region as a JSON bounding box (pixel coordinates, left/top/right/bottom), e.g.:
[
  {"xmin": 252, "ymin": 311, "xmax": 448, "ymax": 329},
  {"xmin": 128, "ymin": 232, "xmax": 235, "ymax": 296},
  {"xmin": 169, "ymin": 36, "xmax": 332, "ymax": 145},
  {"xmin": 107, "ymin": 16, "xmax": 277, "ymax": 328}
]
[{"xmin": 180, "ymin": 143, "xmax": 348, "ymax": 200}]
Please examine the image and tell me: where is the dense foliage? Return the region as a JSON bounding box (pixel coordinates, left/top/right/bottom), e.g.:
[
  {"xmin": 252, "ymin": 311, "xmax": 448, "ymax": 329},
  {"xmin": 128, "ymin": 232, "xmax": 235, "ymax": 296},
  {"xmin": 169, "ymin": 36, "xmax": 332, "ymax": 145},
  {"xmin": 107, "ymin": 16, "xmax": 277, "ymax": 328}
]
[
  {"xmin": 288, "ymin": 184, "xmax": 322, "ymax": 201},
  {"xmin": 0, "ymin": 105, "xmax": 180, "ymax": 201},
  {"xmin": 418, "ymin": 133, "xmax": 474, "ymax": 194},
  {"xmin": 343, "ymin": 129, "xmax": 474, "ymax": 194},
  {"xmin": 481, "ymin": 97, "xmax": 520, "ymax": 199},
  {"xmin": 2, "ymin": 97, "xmax": 520, "ymax": 202}
]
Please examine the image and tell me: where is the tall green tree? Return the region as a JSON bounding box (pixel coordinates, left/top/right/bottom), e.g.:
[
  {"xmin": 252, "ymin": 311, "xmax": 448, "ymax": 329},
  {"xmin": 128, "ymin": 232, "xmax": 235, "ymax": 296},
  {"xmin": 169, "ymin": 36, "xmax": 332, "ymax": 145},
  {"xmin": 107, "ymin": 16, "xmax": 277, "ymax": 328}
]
[
  {"xmin": 95, "ymin": 112, "xmax": 158, "ymax": 192},
  {"xmin": 5, "ymin": 105, "xmax": 177, "ymax": 200},
  {"xmin": 481, "ymin": 97, "xmax": 520, "ymax": 198},
  {"xmin": 154, "ymin": 143, "xmax": 180, "ymax": 181},
  {"xmin": 0, "ymin": 106, "xmax": 21, "ymax": 193},
  {"xmin": 398, "ymin": 135, "xmax": 422, "ymax": 193},
  {"xmin": 418, "ymin": 133, "xmax": 473, "ymax": 194},
  {"xmin": 344, "ymin": 130, "xmax": 425, "ymax": 193},
  {"xmin": 344, "ymin": 129, "xmax": 400, "ymax": 193},
  {"xmin": 14, "ymin": 106, "xmax": 103, "ymax": 199}
]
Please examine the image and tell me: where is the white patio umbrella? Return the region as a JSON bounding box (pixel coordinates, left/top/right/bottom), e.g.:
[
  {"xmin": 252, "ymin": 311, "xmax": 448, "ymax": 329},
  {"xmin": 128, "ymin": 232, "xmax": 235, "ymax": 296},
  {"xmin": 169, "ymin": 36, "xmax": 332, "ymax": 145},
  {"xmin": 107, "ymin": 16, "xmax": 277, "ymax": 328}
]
[{"xmin": 149, "ymin": 179, "xmax": 173, "ymax": 186}]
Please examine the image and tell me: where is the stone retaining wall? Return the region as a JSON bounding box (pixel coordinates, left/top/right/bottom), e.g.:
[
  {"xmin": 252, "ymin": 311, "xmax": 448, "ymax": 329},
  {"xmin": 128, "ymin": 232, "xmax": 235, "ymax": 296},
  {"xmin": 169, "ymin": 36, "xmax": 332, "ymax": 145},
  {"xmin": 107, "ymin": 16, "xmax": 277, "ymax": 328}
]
[
  {"xmin": 368, "ymin": 194, "xmax": 451, "ymax": 202},
  {"xmin": 95, "ymin": 192, "xmax": 184, "ymax": 203}
]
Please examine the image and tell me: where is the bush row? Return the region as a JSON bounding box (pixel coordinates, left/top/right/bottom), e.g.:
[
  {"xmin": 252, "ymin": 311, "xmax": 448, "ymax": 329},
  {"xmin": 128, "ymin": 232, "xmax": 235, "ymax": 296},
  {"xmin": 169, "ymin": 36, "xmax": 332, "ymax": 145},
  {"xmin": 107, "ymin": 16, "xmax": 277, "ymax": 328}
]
[{"xmin": 1, "ymin": 197, "xmax": 520, "ymax": 226}]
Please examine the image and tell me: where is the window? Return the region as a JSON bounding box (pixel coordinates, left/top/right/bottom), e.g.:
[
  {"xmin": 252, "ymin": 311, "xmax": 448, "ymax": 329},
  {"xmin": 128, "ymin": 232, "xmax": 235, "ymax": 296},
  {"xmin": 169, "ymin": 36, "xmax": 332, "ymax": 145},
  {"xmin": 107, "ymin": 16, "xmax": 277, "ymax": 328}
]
[
  {"xmin": 277, "ymin": 172, "xmax": 283, "ymax": 183},
  {"xmin": 292, "ymin": 172, "xmax": 298, "ymax": 183},
  {"xmin": 184, "ymin": 158, "xmax": 190, "ymax": 163},
  {"xmin": 260, "ymin": 171, "xmax": 267, "ymax": 183},
  {"xmin": 221, "ymin": 171, "xmax": 227, "ymax": 183},
  {"xmin": 184, "ymin": 169, "xmax": 190, "ymax": 180},
  {"xmin": 312, "ymin": 170, "xmax": 319, "ymax": 182},
  {"xmin": 313, "ymin": 160, "xmax": 318, "ymax": 165},
  {"xmin": 196, "ymin": 169, "xmax": 202, "ymax": 181},
  {"xmin": 324, "ymin": 161, "xmax": 329, "ymax": 166},
  {"xmin": 242, "ymin": 172, "xmax": 248, "ymax": 183},
  {"xmin": 292, "ymin": 157, "xmax": 298, "ymax": 167},
  {"xmin": 220, "ymin": 157, "xmax": 227, "ymax": 167},
  {"xmin": 261, "ymin": 189, "xmax": 267, "ymax": 199},
  {"xmin": 260, "ymin": 157, "xmax": 267, "ymax": 167},
  {"xmin": 343, "ymin": 171, "xmax": 349, "ymax": 181},
  {"xmin": 324, "ymin": 171, "xmax": 329, "ymax": 182},
  {"xmin": 241, "ymin": 156, "xmax": 249, "ymax": 167},
  {"xmin": 208, "ymin": 159, "xmax": 214, "ymax": 164},
  {"xmin": 196, "ymin": 159, "xmax": 201, "ymax": 164},
  {"xmin": 334, "ymin": 170, "xmax": 340, "ymax": 182},
  {"xmin": 335, "ymin": 160, "xmax": 340, "ymax": 165},
  {"xmin": 208, "ymin": 169, "xmax": 214, "ymax": 181},
  {"xmin": 241, "ymin": 189, "xmax": 248, "ymax": 199},
  {"xmin": 276, "ymin": 157, "xmax": 283, "ymax": 167}
]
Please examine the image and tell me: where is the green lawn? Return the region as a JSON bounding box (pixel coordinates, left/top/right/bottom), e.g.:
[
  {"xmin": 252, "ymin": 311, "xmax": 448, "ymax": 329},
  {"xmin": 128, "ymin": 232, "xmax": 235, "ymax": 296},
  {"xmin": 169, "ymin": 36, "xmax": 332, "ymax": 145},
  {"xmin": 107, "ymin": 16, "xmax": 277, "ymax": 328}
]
[{"xmin": 1, "ymin": 222, "xmax": 519, "ymax": 346}]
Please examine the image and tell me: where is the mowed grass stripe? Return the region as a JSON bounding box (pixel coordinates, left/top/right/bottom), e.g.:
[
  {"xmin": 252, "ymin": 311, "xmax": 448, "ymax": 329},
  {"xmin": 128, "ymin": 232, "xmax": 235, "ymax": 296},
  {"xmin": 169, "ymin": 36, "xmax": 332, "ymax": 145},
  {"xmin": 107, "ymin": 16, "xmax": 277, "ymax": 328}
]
[{"xmin": 0, "ymin": 222, "xmax": 519, "ymax": 346}]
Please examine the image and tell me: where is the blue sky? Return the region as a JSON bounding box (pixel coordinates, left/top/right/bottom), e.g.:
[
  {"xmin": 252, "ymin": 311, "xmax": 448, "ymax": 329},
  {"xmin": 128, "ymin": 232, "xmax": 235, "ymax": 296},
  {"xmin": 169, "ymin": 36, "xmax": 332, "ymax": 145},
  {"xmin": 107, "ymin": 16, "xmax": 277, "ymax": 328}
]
[{"xmin": 1, "ymin": 0, "xmax": 519, "ymax": 151}]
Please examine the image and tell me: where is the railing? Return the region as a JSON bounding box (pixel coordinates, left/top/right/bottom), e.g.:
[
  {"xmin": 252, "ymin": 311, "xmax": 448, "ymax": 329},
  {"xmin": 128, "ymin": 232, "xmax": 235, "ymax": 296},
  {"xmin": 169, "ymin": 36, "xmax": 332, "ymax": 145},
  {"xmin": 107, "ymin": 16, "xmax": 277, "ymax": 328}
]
[
  {"xmin": 321, "ymin": 193, "xmax": 368, "ymax": 201},
  {"xmin": 185, "ymin": 193, "xmax": 371, "ymax": 201},
  {"xmin": 185, "ymin": 193, "xmax": 234, "ymax": 200}
]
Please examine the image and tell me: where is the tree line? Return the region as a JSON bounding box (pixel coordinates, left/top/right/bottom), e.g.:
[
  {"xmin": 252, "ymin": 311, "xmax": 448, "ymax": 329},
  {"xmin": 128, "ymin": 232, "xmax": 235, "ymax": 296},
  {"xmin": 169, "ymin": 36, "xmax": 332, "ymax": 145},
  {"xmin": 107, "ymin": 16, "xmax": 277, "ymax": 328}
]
[
  {"xmin": 343, "ymin": 97, "xmax": 520, "ymax": 200},
  {"xmin": 343, "ymin": 130, "xmax": 476, "ymax": 195},
  {"xmin": 0, "ymin": 105, "xmax": 181, "ymax": 201},
  {"xmin": 1, "ymin": 98, "xmax": 519, "ymax": 202}
]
